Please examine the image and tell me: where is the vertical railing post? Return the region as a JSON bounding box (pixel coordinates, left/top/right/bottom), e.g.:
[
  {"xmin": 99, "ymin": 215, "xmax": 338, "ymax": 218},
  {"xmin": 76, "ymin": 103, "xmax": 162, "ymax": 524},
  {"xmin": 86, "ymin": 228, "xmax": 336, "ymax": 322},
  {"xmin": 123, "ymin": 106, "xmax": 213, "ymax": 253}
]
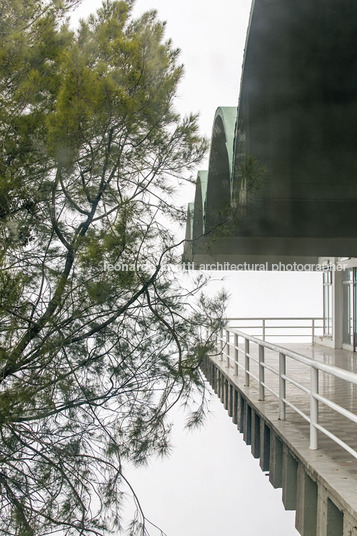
[
  {"xmin": 279, "ymin": 352, "xmax": 286, "ymax": 420},
  {"xmin": 262, "ymin": 319, "xmax": 266, "ymax": 341},
  {"xmin": 312, "ymin": 318, "xmax": 315, "ymax": 343},
  {"xmin": 258, "ymin": 344, "xmax": 265, "ymax": 400},
  {"xmin": 226, "ymin": 329, "xmax": 230, "ymax": 368},
  {"xmin": 220, "ymin": 327, "xmax": 224, "ymax": 361},
  {"xmin": 234, "ymin": 333, "xmax": 239, "ymax": 376},
  {"xmin": 310, "ymin": 366, "xmax": 319, "ymax": 450},
  {"xmin": 245, "ymin": 339, "xmax": 250, "ymax": 386}
]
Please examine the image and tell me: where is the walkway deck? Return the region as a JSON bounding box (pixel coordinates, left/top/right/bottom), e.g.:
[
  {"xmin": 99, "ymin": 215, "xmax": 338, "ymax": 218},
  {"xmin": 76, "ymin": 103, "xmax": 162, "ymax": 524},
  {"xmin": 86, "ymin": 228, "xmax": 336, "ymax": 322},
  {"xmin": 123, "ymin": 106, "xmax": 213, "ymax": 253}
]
[
  {"xmin": 206, "ymin": 340, "xmax": 357, "ymax": 535},
  {"xmin": 246, "ymin": 342, "xmax": 357, "ymax": 475}
]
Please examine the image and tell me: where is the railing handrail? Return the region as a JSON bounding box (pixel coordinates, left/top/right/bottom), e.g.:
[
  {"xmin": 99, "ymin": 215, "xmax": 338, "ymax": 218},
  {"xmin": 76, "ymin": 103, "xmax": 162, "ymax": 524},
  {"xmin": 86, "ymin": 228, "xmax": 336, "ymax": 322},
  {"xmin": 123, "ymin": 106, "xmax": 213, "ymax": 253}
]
[
  {"xmin": 226, "ymin": 316, "xmax": 324, "ymax": 343},
  {"xmin": 228, "ymin": 327, "xmax": 357, "ymax": 385},
  {"xmin": 228, "ymin": 317, "xmax": 323, "ymax": 321},
  {"xmin": 215, "ymin": 325, "xmax": 357, "ymax": 459}
]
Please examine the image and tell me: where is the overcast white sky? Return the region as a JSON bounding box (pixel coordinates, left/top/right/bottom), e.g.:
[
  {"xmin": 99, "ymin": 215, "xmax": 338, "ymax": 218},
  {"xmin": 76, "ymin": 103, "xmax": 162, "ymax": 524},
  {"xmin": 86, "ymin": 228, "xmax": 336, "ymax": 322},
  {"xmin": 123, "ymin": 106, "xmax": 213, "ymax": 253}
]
[{"xmin": 71, "ymin": 2, "xmax": 321, "ymax": 534}]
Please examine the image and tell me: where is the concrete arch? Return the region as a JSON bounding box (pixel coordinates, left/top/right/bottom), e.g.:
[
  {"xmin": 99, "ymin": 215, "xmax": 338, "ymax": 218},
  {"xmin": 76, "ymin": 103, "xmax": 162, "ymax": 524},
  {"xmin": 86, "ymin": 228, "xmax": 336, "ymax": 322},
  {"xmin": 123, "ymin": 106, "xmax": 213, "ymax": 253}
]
[
  {"xmin": 185, "ymin": 0, "xmax": 357, "ymax": 262},
  {"xmin": 232, "ymin": 0, "xmax": 357, "ymax": 238},
  {"xmin": 205, "ymin": 107, "xmax": 237, "ymax": 232},
  {"xmin": 193, "ymin": 170, "xmax": 208, "ymax": 239},
  {"xmin": 183, "ymin": 202, "xmax": 194, "ymax": 261}
]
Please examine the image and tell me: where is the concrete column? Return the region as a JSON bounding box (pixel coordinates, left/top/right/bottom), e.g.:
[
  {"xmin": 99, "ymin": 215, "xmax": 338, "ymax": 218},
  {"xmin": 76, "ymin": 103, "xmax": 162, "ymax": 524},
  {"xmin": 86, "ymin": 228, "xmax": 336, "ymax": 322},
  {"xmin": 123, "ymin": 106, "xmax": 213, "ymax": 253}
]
[
  {"xmin": 220, "ymin": 372, "xmax": 225, "ymax": 403},
  {"xmin": 243, "ymin": 403, "xmax": 252, "ymax": 445},
  {"xmin": 228, "ymin": 383, "xmax": 233, "ymax": 418},
  {"xmin": 260, "ymin": 421, "xmax": 270, "ymax": 472},
  {"xmin": 282, "ymin": 445, "xmax": 298, "ymax": 510},
  {"xmin": 238, "ymin": 394, "xmax": 245, "ymax": 433},
  {"xmin": 251, "ymin": 410, "xmax": 261, "ymax": 459},
  {"xmin": 296, "ymin": 463, "xmax": 304, "ymax": 535},
  {"xmin": 269, "ymin": 432, "xmax": 283, "ymax": 489},
  {"xmin": 216, "ymin": 370, "xmax": 220, "ymax": 397},
  {"xmin": 232, "ymin": 389, "xmax": 239, "ymax": 425},
  {"xmin": 327, "ymin": 498, "xmax": 343, "ymax": 536},
  {"xmin": 213, "ymin": 366, "xmax": 218, "ymax": 394},
  {"xmin": 316, "ymin": 484, "xmax": 328, "ymax": 536},
  {"xmin": 343, "ymin": 510, "xmax": 357, "ymax": 536},
  {"xmin": 224, "ymin": 379, "xmax": 229, "ymax": 409},
  {"xmin": 296, "ymin": 463, "xmax": 318, "ymax": 536}
]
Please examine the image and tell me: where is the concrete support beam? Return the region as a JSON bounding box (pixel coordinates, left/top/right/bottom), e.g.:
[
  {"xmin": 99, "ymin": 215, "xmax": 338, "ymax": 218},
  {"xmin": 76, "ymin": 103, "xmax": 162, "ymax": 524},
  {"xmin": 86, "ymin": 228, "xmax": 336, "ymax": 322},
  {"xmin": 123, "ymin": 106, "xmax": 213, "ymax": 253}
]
[
  {"xmin": 327, "ymin": 498, "xmax": 343, "ymax": 536},
  {"xmin": 343, "ymin": 510, "xmax": 357, "ymax": 536},
  {"xmin": 238, "ymin": 394, "xmax": 245, "ymax": 433},
  {"xmin": 251, "ymin": 410, "xmax": 261, "ymax": 459},
  {"xmin": 282, "ymin": 445, "xmax": 298, "ymax": 510},
  {"xmin": 228, "ymin": 383, "xmax": 233, "ymax": 418},
  {"xmin": 219, "ymin": 371, "xmax": 223, "ymax": 402},
  {"xmin": 243, "ymin": 402, "xmax": 252, "ymax": 445},
  {"xmin": 296, "ymin": 464, "xmax": 318, "ymax": 536},
  {"xmin": 269, "ymin": 432, "xmax": 283, "ymax": 489},
  {"xmin": 260, "ymin": 421, "xmax": 270, "ymax": 472},
  {"xmin": 226, "ymin": 380, "xmax": 230, "ymax": 411},
  {"xmin": 213, "ymin": 366, "xmax": 218, "ymax": 395},
  {"xmin": 224, "ymin": 379, "xmax": 229, "ymax": 410},
  {"xmin": 316, "ymin": 481, "xmax": 328, "ymax": 536},
  {"xmin": 232, "ymin": 388, "xmax": 239, "ymax": 425}
]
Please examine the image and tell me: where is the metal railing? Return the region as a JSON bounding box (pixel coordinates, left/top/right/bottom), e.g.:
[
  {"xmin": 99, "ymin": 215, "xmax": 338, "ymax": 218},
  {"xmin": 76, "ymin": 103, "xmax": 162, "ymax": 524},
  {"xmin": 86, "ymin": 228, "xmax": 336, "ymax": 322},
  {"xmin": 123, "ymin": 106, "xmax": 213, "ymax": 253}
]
[
  {"xmin": 227, "ymin": 317, "xmax": 324, "ymax": 342},
  {"xmin": 217, "ymin": 326, "xmax": 357, "ymax": 459}
]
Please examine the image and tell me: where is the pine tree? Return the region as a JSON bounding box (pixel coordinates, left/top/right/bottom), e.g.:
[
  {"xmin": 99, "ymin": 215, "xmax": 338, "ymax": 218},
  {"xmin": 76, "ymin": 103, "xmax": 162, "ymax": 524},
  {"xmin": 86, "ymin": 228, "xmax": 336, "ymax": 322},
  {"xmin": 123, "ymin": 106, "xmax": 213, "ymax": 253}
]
[{"xmin": 0, "ymin": 1, "xmax": 225, "ymax": 534}]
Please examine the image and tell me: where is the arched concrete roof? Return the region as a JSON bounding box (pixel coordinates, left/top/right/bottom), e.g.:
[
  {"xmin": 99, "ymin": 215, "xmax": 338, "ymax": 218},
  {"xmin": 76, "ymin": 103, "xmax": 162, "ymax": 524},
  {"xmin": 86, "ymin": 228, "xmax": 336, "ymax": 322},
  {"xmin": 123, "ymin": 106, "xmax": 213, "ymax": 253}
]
[
  {"xmin": 205, "ymin": 107, "xmax": 237, "ymax": 232},
  {"xmin": 215, "ymin": 107, "xmax": 237, "ymax": 176},
  {"xmin": 193, "ymin": 170, "xmax": 208, "ymax": 238},
  {"xmin": 183, "ymin": 202, "xmax": 194, "ymax": 261},
  {"xmin": 198, "ymin": 170, "xmax": 208, "ymax": 214},
  {"xmin": 185, "ymin": 202, "xmax": 194, "ymax": 241},
  {"xmin": 185, "ymin": 0, "xmax": 357, "ymax": 262},
  {"xmin": 233, "ymin": 0, "xmax": 357, "ymax": 239}
]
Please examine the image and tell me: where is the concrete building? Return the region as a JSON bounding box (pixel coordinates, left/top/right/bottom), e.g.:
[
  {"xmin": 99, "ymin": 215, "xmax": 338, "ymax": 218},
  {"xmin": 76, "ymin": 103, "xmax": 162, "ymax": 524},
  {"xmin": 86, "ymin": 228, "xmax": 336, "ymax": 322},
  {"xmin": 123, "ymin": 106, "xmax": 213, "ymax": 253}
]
[
  {"xmin": 185, "ymin": 0, "xmax": 357, "ymax": 352},
  {"xmin": 184, "ymin": 1, "xmax": 357, "ymax": 534},
  {"xmin": 185, "ymin": 0, "xmax": 357, "ymax": 263}
]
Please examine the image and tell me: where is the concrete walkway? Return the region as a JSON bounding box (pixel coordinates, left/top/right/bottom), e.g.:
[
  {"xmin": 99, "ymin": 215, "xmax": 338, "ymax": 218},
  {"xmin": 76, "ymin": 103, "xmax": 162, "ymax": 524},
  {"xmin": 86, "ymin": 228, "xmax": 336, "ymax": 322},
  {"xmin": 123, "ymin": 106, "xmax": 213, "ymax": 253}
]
[
  {"xmin": 231, "ymin": 341, "xmax": 357, "ymax": 476},
  {"xmin": 206, "ymin": 341, "xmax": 357, "ymax": 535}
]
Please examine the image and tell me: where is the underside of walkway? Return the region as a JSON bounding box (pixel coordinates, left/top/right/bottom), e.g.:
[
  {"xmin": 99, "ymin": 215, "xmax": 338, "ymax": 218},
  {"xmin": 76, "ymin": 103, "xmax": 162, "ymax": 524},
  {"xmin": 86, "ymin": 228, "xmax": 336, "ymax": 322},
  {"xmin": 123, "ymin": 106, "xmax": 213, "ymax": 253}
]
[{"xmin": 203, "ymin": 338, "xmax": 357, "ymax": 536}]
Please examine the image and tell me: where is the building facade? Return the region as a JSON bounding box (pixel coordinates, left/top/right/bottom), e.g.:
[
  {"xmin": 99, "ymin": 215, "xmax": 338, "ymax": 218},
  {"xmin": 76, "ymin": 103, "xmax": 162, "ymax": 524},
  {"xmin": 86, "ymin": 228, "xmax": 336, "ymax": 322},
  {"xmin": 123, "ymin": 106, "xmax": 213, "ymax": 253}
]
[{"xmin": 185, "ymin": 0, "xmax": 357, "ymax": 352}]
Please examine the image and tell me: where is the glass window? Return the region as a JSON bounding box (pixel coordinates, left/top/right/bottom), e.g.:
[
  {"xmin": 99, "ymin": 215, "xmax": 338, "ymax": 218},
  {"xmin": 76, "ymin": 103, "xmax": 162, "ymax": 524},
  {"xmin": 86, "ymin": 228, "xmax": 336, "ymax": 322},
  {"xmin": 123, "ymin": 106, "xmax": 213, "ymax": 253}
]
[{"xmin": 343, "ymin": 269, "xmax": 353, "ymax": 282}]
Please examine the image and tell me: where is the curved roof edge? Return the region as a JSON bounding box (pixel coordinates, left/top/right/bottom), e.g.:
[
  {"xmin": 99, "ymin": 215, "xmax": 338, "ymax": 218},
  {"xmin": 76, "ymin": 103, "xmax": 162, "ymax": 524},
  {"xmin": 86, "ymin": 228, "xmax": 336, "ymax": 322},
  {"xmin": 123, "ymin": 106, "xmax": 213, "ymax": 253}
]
[
  {"xmin": 213, "ymin": 106, "xmax": 237, "ymax": 176},
  {"xmin": 197, "ymin": 170, "xmax": 208, "ymax": 220},
  {"xmin": 186, "ymin": 203, "xmax": 195, "ymax": 240}
]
